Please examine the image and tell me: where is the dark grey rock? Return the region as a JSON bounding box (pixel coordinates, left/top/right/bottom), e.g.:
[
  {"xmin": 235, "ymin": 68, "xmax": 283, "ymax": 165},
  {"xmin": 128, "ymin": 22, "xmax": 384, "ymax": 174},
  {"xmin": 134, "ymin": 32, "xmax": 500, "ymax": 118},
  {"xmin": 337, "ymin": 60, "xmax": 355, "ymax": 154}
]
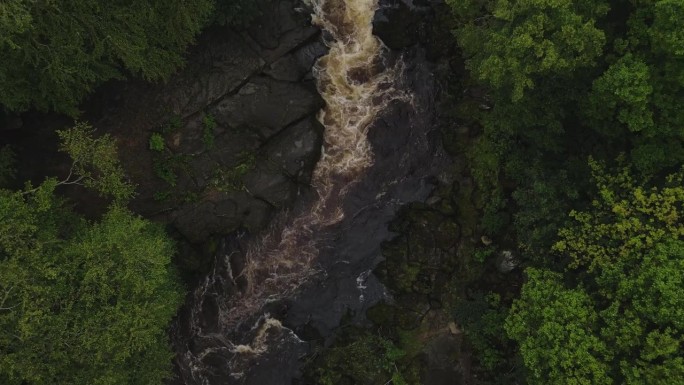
[
  {"xmin": 171, "ymin": 191, "xmax": 275, "ymax": 243},
  {"xmin": 211, "ymin": 77, "xmax": 322, "ymax": 138},
  {"xmin": 422, "ymin": 334, "xmax": 464, "ymax": 385},
  {"xmin": 264, "ymin": 54, "xmax": 304, "ymax": 82},
  {"xmin": 373, "ymin": 0, "xmax": 423, "ymax": 50},
  {"xmin": 231, "ymin": 192, "xmax": 273, "ymax": 231},
  {"xmin": 0, "ymin": 114, "xmax": 23, "ymax": 131},
  {"xmin": 293, "ymin": 40, "xmax": 327, "ymax": 71},
  {"xmin": 243, "ymin": 167, "xmax": 295, "ymax": 206},
  {"xmin": 164, "ymin": 32, "xmax": 265, "ymax": 117},
  {"xmin": 172, "ymin": 200, "xmax": 234, "ymax": 243},
  {"xmin": 245, "ymin": 0, "xmax": 319, "ymax": 63},
  {"xmin": 263, "ymin": 37, "xmax": 327, "ymax": 83},
  {"xmin": 496, "ymin": 250, "xmax": 519, "ymax": 273},
  {"xmin": 260, "ymin": 117, "xmax": 323, "ymax": 177}
]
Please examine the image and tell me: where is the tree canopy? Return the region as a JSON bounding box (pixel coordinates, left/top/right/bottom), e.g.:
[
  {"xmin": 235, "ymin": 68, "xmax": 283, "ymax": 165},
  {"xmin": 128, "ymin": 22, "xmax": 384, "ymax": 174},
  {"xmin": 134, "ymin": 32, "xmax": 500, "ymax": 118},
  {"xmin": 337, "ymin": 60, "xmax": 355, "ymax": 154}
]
[
  {"xmin": 0, "ymin": 0, "xmax": 213, "ymax": 115},
  {"xmin": 448, "ymin": 0, "xmax": 609, "ymax": 101},
  {"xmin": 448, "ymin": 0, "xmax": 684, "ymax": 256},
  {"xmin": 506, "ymin": 164, "xmax": 684, "ymax": 384},
  {"xmin": 0, "ymin": 124, "xmax": 183, "ymax": 384},
  {"xmin": 445, "ymin": 0, "xmax": 684, "ymax": 382}
]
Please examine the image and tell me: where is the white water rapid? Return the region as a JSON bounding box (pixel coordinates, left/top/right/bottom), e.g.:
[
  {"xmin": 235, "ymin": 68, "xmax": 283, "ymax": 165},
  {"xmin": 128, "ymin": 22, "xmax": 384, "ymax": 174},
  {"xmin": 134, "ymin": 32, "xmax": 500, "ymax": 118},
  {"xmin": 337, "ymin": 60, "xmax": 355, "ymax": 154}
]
[
  {"xmin": 176, "ymin": 0, "xmax": 409, "ymax": 382},
  {"xmin": 223, "ymin": 0, "xmax": 406, "ymax": 327}
]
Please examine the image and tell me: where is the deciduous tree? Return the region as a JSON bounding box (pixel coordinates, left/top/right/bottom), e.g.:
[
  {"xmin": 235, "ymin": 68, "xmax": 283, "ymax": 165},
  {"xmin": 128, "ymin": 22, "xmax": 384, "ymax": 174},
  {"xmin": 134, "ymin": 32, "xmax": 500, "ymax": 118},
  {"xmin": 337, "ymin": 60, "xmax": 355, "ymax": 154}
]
[
  {"xmin": 506, "ymin": 163, "xmax": 684, "ymax": 384},
  {"xmin": 0, "ymin": 124, "xmax": 183, "ymax": 385},
  {"xmin": 0, "ymin": 0, "xmax": 213, "ymax": 114}
]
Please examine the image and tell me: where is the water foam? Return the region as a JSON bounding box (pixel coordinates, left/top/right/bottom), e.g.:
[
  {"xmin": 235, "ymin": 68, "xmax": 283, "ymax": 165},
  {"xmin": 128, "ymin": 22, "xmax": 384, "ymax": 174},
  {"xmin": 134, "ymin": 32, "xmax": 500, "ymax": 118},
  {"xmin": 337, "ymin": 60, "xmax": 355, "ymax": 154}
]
[{"xmin": 178, "ymin": 0, "xmax": 408, "ymax": 381}]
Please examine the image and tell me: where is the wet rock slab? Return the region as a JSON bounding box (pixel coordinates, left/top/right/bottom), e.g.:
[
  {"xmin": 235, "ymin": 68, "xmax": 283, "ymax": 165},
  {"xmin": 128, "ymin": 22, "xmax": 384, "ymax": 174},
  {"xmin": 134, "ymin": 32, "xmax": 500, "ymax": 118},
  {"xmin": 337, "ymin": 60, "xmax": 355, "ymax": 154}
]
[
  {"xmin": 80, "ymin": 0, "xmax": 327, "ymax": 251},
  {"xmin": 210, "ymin": 77, "xmax": 321, "ymax": 138}
]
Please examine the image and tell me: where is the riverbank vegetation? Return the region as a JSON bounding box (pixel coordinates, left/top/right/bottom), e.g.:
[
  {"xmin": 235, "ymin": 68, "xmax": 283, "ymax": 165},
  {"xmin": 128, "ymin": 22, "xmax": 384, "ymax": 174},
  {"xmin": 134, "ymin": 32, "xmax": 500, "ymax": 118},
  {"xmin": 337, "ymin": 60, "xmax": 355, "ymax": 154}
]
[
  {"xmin": 306, "ymin": 1, "xmax": 683, "ymax": 383},
  {"xmin": 0, "ymin": 0, "xmax": 261, "ymax": 116},
  {"xmin": 0, "ymin": 2, "xmax": 257, "ymax": 383},
  {"xmin": 444, "ymin": 0, "xmax": 684, "ymax": 383},
  {"xmin": 0, "ymin": 125, "xmax": 183, "ymax": 384}
]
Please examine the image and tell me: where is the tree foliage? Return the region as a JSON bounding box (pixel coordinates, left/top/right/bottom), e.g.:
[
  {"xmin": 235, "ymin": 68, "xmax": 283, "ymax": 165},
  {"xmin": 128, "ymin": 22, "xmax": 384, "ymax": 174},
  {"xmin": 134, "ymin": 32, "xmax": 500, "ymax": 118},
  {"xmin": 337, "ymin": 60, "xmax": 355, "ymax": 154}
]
[
  {"xmin": 583, "ymin": 0, "xmax": 684, "ymax": 173},
  {"xmin": 506, "ymin": 165, "xmax": 684, "ymax": 384},
  {"xmin": 0, "ymin": 125, "xmax": 183, "ymax": 385},
  {"xmin": 311, "ymin": 332, "xmax": 416, "ymax": 385},
  {"xmin": 442, "ymin": 0, "xmax": 684, "ymax": 382},
  {"xmin": 506, "ymin": 268, "xmax": 611, "ymax": 384},
  {"xmin": 554, "ymin": 158, "xmax": 683, "ymax": 271},
  {"xmin": 0, "ymin": 0, "xmax": 213, "ymax": 114},
  {"xmin": 448, "ymin": 0, "xmax": 609, "ymax": 101},
  {"xmin": 56, "ymin": 123, "xmax": 135, "ymax": 202},
  {"xmin": 449, "ymin": 0, "xmax": 684, "ymax": 254}
]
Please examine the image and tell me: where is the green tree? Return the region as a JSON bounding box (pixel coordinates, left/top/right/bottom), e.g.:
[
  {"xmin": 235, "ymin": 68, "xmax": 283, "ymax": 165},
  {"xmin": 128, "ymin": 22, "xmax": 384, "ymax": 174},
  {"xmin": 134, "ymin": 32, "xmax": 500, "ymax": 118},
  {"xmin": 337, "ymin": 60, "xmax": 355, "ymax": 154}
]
[
  {"xmin": 446, "ymin": 2, "xmax": 684, "ymax": 382},
  {"xmin": 449, "ymin": 0, "xmax": 609, "ymax": 101},
  {"xmin": 311, "ymin": 332, "xmax": 416, "ymax": 385},
  {"xmin": 448, "ymin": 0, "xmax": 684, "ymax": 258},
  {"xmin": 55, "ymin": 123, "xmax": 136, "ymax": 202},
  {"xmin": 584, "ymin": 0, "xmax": 684, "ymax": 173},
  {"xmin": 506, "ymin": 163, "xmax": 684, "ymax": 384},
  {"xmin": 0, "ymin": 0, "xmax": 213, "ymax": 114},
  {"xmin": 506, "ymin": 268, "xmax": 612, "ymax": 384},
  {"xmin": 0, "ymin": 125, "xmax": 183, "ymax": 385}
]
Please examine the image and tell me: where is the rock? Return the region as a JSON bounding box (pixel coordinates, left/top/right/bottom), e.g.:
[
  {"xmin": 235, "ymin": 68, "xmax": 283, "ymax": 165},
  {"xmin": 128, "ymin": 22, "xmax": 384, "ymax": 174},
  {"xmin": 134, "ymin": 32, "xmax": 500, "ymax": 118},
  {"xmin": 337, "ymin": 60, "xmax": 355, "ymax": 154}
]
[
  {"xmin": 245, "ymin": 0, "xmax": 319, "ymax": 62},
  {"xmin": 174, "ymin": 239, "xmax": 214, "ymax": 282},
  {"xmin": 211, "ymin": 77, "xmax": 322, "ymax": 138},
  {"xmin": 422, "ymin": 334, "xmax": 463, "ymax": 385},
  {"xmin": 496, "ymin": 250, "xmax": 519, "ymax": 273},
  {"xmin": 236, "ymin": 195, "xmax": 273, "ymax": 231},
  {"xmin": 172, "ymin": 200, "xmax": 236, "ymax": 243},
  {"xmin": 426, "ymin": 195, "xmax": 442, "ymax": 205},
  {"xmin": 0, "ymin": 114, "xmax": 23, "ymax": 131},
  {"xmin": 264, "ymin": 39, "xmax": 327, "ymax": 81},
  {"xmin": 243, "ymin": 167, "xmax": 295, "ymax": 206},
  {"xmin": 294, "ymin": 39, "xmax": 327, "ymax": 68},
  {"xmin": 209, "ymin": 133, "xmax": 261, "ymax": 168},
  {"xmin": 260, "ymin": 117, "xmax": 323, "ymax": 177},
  {"xmin": 480, "ymin": 235, "xmax": 493, "ymax": 246},
  {"xmin": 373, "ymin": 0, "xmax": 427, "ymax": 50},
  {"xmin": 448, "ymin": 321, "xmax": 460, "ymax": 335},
  {"xmin": 164, "ymin": 31, "xmax": 266, "ymax": 117},
  {"xmin": 170, "ymin": 190, "xmax": 276, "ymax": 243},
  {"xmin": 264, "ymin": 54, "xmax": 304, "ymax": 82}
]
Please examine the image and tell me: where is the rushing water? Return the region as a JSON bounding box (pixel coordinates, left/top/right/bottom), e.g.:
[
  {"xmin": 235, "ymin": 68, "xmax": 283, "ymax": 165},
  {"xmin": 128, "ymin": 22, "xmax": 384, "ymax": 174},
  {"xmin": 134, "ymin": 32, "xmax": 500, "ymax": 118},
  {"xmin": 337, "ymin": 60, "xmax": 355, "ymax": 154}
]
[
  {"xmin": 225, "ymin": 0, "xmax": 407, "ymax": 328},
  {"xmin": 172, "ymin": 0, "xmax": 410, "ymax": 383}
]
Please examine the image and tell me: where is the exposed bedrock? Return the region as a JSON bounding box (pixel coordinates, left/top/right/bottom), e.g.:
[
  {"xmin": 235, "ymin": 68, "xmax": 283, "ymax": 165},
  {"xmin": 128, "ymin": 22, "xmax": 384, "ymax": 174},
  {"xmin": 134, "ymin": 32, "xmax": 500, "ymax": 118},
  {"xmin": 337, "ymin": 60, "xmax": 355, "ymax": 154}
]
[{"xmin": 81, "ymin": 0, "xmax": 328, "ymax": 255}]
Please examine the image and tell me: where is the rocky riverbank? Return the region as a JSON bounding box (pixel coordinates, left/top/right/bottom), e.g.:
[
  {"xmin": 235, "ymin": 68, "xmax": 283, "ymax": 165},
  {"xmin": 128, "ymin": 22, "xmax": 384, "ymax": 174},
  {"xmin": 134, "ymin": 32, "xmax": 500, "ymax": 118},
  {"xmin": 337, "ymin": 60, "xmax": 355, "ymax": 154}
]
[{"xmin": 1, "ymin": 1, "xmax": 495, "ymax": 383}]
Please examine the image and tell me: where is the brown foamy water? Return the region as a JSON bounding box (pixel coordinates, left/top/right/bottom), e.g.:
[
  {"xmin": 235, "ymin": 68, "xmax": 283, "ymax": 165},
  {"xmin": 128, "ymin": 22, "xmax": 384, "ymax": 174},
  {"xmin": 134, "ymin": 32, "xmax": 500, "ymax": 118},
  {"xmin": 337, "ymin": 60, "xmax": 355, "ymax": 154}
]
[{"xmin": 212, "ymin": 0, "xmax": 405, "ymax": 336}]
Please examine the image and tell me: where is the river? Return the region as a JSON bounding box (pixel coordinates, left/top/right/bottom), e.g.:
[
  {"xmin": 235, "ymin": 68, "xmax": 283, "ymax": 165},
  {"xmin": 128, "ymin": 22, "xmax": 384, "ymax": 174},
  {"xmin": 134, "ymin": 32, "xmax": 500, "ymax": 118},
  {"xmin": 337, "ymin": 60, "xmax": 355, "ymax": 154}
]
[{"xmin": 170, "ymin": 0, "xmax": 447, "ymax": 383}]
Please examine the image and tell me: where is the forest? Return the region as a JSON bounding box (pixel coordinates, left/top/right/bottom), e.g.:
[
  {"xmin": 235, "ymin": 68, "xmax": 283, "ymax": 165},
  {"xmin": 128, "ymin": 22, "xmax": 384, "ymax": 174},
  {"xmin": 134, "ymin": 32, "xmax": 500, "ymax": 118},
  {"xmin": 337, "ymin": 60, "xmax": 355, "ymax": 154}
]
[{"xmin": 0, "ymin": 0, "xmax": 682, "ymax": 384}]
